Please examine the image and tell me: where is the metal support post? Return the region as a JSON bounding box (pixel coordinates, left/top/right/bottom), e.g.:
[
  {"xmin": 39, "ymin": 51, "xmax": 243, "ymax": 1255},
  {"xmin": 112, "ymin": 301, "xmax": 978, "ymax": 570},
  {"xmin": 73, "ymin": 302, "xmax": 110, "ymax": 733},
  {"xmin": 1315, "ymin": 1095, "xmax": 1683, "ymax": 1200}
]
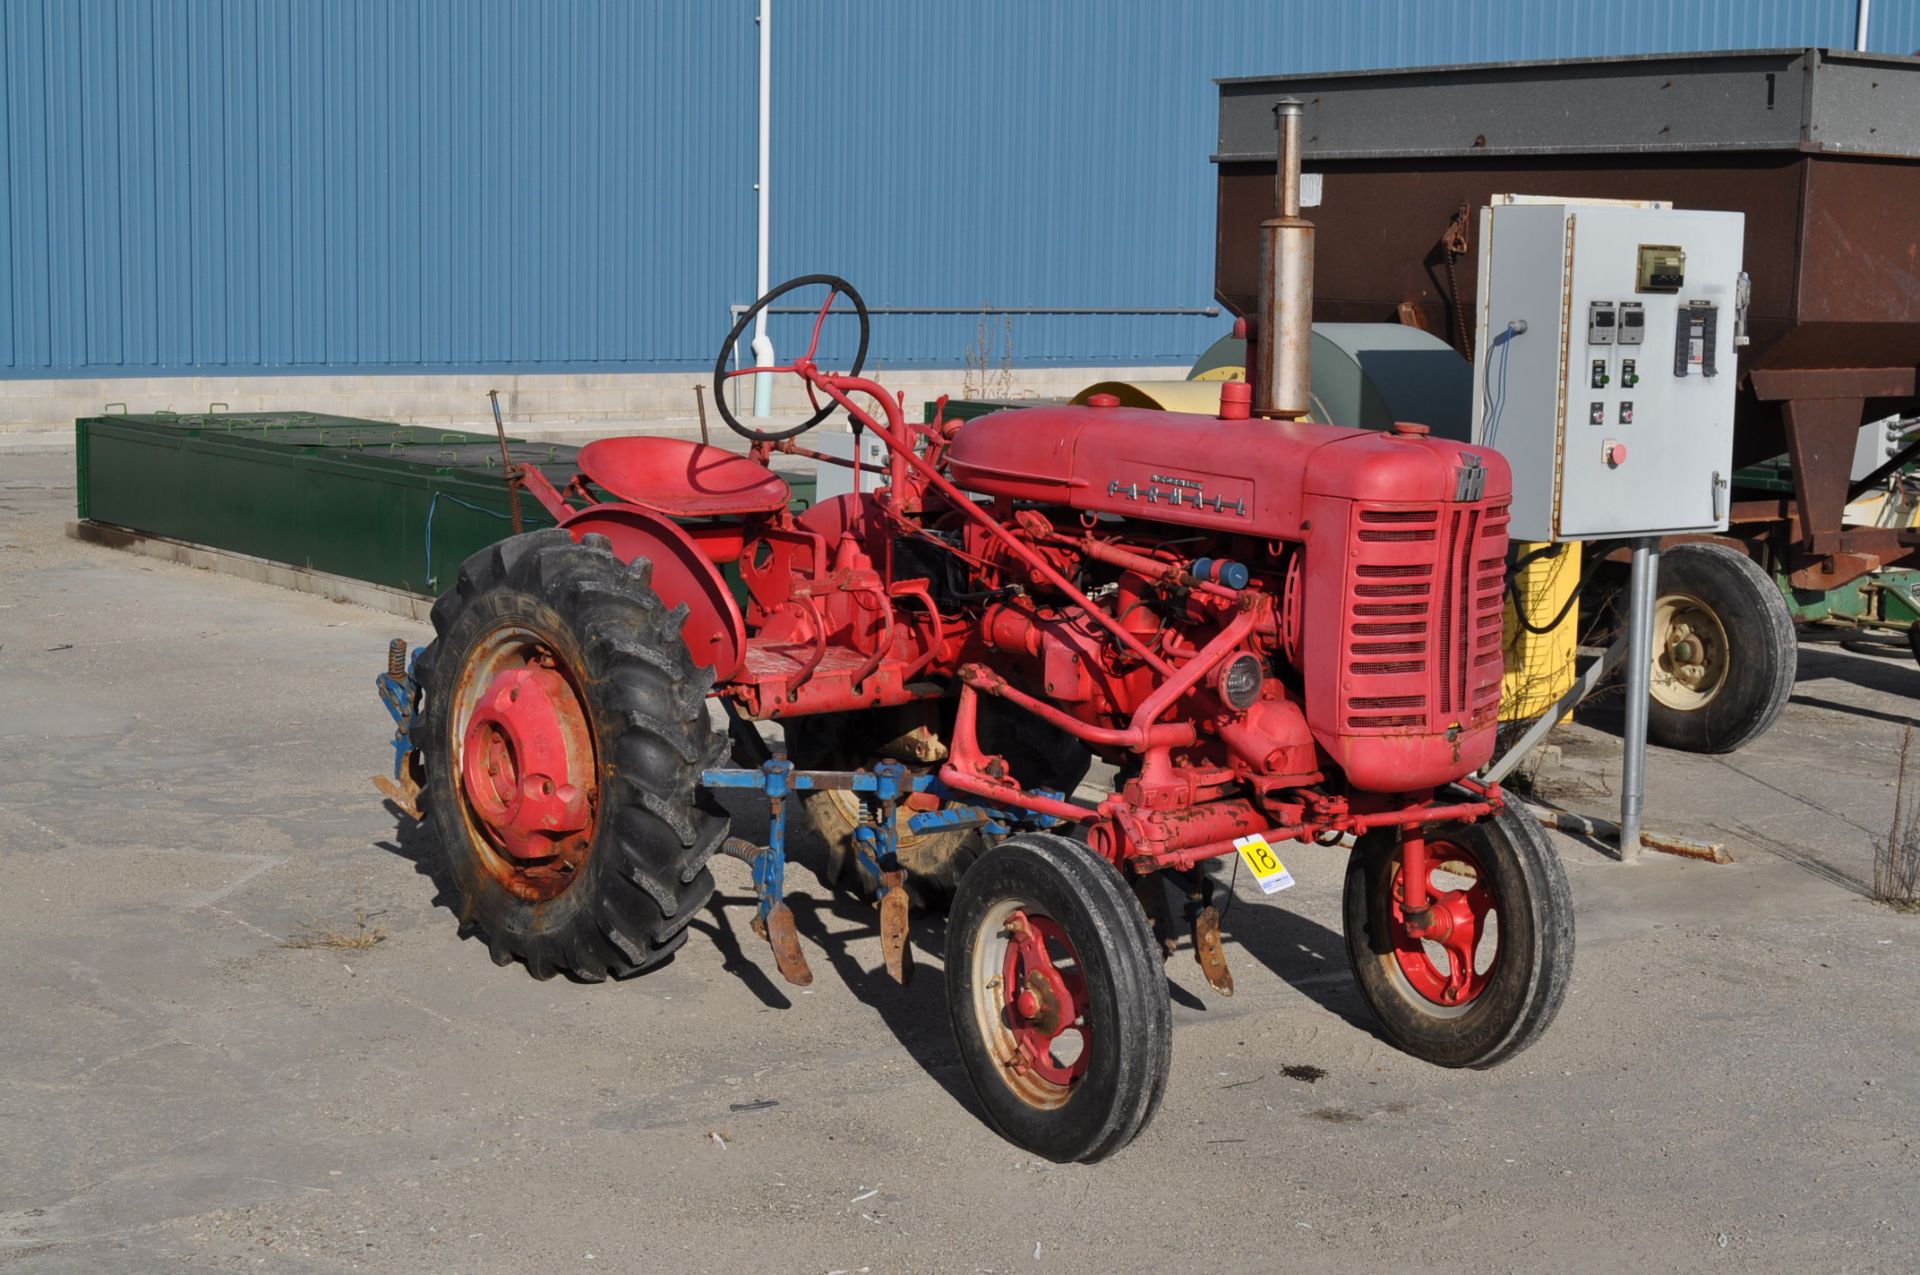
[
  {"xmin": 751, "ymin": 0, "xmax": 776, "ymax": 417},
  {"xmin": 1618, "ymin": 537, "xmax": 1661, "ymax": 862},
  {"xmin": 1480, "ymin": 541, "xmax": 1729, "ymax": 868}
]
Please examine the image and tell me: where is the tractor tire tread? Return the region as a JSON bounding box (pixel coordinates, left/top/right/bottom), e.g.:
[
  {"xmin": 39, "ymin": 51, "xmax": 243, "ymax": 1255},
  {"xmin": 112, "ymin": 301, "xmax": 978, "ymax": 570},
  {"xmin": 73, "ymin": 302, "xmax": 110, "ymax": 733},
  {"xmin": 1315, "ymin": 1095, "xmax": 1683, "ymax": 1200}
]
[
  {"xmin": 946, "ymin": 833, "xmax": 1171, "ymax": 1163},
  {"xmin": 787, "ymin": 700, "xmax": 1092, "ymax": 907},
  {"xmin": 417, "ymin": 531, "xmax": 727, "ymax": 983}
]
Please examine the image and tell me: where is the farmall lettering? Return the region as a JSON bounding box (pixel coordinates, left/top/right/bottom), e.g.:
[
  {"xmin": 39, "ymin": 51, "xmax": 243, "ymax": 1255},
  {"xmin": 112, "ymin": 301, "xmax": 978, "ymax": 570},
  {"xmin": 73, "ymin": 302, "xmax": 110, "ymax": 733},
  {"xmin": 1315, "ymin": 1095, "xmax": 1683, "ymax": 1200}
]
[{"xmin": 1107, "ymin": 471, "xmax": 1249, "ymax": 516}]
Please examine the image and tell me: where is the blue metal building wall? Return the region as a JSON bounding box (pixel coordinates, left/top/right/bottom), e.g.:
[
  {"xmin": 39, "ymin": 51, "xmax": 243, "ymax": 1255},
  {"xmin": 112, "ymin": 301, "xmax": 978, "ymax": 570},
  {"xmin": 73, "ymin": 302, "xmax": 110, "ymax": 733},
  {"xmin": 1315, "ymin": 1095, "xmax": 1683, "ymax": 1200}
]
[
  {"xmin": 3, "ymin": 0, "xmax": 1916, "ymax": 377},
  {"xmin": 2, "ymin": 0, "xmax": 756, "ymax": 376}
]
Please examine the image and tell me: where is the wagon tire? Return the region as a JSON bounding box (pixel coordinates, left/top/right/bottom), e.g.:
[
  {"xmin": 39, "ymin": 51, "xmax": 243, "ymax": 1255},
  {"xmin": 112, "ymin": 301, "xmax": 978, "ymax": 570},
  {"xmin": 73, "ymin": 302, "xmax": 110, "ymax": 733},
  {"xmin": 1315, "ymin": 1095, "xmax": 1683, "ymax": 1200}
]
[
  {"xmin": 1343, "ymin": 798, "xmax": 1573, "ymax": 1069},
  {"xmin": 414, "ymin": 528, "xmax": 729, "ymax": 982},
  {"xmin": 946, "ymin": 834, "xmax": 1170, "ymax": 1163},
  {"xmin": 1645, "ymin": 543, "xmax": 1796, "ymax": 754}
]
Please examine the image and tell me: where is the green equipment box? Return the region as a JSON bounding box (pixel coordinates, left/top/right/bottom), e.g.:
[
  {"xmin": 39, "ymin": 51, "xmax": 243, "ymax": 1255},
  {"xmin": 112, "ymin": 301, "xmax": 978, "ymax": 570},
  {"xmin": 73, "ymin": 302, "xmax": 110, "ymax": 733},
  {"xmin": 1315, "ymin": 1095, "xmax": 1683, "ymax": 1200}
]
[
  {"xmin": 76, "ymin": 410, "xmax": 575, "ymax": 595},
  {"xmin": 74, "ymin": 410, "xmax": 817, "ymax": 600}
]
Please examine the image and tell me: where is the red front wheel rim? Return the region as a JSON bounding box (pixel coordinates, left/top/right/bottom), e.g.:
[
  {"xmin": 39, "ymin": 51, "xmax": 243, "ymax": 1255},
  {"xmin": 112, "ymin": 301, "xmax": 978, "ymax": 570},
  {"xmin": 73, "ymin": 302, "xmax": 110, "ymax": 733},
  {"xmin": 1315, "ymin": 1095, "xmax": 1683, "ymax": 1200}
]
[
  {"xmin": 1002, "ymin": 911, "xmax": 1091, "ymax": 1090},
  {"xmin": 968, "ymin": 900, "xmax": 1091, "ymax": 1109},
  {"xmin": 1389, "ymin": 841, "xmax": 1499, "ymax": 1009}
]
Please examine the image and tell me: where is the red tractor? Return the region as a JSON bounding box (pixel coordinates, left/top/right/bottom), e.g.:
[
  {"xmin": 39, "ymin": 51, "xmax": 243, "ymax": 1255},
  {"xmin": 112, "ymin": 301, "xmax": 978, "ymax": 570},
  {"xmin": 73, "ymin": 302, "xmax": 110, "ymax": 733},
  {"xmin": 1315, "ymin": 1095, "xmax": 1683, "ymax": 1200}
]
[{"xmin": 376, "ymin": 274, "xmax": 1573, "ymax": 1163}]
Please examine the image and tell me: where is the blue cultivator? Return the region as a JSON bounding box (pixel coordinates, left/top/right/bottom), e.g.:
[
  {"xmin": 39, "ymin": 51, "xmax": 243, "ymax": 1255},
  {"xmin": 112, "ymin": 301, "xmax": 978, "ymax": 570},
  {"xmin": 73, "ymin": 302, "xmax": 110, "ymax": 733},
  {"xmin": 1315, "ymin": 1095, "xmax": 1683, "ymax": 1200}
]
[
  {"xmin": 702, "ymin": 758, "xmax": 1062, "ymax": 986},
  {"xmin": 371, "ymin": 638, "xmax": 426, "ymax": 819}
]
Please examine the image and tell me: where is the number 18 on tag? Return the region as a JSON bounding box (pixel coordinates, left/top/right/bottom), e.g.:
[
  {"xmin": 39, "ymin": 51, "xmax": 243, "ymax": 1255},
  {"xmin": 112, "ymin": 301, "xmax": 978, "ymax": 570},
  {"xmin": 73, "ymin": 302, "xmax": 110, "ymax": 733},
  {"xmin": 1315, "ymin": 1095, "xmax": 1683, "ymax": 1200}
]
[{"xmin": 1232, "ymin": 833, "xmax": 1296, "ymax": 895}]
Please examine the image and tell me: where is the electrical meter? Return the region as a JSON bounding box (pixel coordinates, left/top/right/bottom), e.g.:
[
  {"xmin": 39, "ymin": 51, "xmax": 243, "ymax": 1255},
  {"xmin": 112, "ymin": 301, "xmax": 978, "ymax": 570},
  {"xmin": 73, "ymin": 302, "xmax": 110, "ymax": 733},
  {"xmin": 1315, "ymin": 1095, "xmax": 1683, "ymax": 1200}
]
[{"xmin": 1470, "ymin": 198, "xmax": 1746, "ymax": 542}]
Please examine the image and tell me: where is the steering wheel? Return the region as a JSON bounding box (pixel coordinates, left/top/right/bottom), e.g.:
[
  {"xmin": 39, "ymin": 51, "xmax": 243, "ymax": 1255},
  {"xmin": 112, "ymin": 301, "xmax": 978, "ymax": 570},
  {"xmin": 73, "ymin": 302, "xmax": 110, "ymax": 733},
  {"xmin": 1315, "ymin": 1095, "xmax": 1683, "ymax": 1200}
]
[{"xmin": 712, "ymin": 274, "xmax": 871, "ymax": 443}]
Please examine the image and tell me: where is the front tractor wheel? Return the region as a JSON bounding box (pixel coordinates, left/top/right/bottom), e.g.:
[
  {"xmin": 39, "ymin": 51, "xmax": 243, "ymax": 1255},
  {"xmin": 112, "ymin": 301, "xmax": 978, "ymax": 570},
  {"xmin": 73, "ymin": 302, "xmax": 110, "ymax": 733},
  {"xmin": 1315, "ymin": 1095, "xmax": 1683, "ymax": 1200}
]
[
  {"xmin": 945, "ymin": 834, "xmax": 1170, "ymax": 1163},
  {"xmin": 415, "ymin": 529, "xmax": 729, "ymax": 981},
  {"xmin": 1343, "ymin": 800, "xmax": 1573, "ymax": 1069}
]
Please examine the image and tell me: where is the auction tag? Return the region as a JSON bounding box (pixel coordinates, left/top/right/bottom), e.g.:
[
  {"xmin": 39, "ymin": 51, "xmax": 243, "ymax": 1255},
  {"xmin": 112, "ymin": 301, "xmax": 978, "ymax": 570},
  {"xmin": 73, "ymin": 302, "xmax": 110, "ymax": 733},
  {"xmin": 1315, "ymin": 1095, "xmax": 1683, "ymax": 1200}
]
[{"xmin": 1233, "ymin": 834, "xmax": 1296, "ymax": 894}]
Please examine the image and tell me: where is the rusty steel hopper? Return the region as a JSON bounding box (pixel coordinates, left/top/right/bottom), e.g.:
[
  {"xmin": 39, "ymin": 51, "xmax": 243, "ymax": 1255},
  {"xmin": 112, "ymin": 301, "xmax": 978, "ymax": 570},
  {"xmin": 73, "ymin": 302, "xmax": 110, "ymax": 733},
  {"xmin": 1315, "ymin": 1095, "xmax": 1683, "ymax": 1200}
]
[{"xmin": 1213, "ymin": 47, "xmax": 1920, "ymax": 589}]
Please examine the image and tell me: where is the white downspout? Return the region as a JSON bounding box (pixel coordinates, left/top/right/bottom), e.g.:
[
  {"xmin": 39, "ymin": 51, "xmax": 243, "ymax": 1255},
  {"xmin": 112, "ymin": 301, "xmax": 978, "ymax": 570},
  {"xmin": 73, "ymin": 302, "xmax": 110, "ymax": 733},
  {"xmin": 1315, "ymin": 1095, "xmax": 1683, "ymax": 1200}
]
[
  {"xmin": 1856, "ymin": 0, "xmax": 1872, "ymax": 51},
  {"xmin": 751, "ymin": 0, "xmax": 775, "ymax": 418}
]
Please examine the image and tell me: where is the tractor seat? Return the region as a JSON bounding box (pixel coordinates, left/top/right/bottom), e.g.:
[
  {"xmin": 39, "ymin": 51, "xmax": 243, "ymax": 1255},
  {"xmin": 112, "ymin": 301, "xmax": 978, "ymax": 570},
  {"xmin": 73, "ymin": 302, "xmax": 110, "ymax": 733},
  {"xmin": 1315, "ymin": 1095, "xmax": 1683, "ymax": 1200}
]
[{"xmin": 576, "ymin": 437, "xmax": 790, "ymax": 518}]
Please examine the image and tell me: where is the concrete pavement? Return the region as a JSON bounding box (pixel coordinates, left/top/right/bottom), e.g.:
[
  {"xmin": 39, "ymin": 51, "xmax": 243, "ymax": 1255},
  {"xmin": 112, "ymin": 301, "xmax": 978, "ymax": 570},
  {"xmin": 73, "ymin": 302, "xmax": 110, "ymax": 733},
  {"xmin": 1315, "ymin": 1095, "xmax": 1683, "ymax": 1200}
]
[{"xmin": 2, "ymin": 447, "xmax": 1916, "ymax": 1273}]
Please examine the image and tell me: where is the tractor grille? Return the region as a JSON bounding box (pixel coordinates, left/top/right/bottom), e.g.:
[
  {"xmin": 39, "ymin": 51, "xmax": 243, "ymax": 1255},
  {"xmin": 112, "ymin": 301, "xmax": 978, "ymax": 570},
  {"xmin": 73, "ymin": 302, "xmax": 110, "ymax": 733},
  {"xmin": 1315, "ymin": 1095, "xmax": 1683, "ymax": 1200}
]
[{"xmin": 1342, "ymin": 501, "xmax": 1508, "ymax": 732}]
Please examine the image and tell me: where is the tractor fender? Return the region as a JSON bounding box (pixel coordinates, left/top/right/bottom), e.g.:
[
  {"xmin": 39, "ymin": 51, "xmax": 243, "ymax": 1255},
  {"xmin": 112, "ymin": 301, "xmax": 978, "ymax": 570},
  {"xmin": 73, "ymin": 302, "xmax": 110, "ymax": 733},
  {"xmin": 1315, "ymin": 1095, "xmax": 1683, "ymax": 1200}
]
[{"xmin": 557, "ymin": 503, "xmax": 747, "ymax": 680}]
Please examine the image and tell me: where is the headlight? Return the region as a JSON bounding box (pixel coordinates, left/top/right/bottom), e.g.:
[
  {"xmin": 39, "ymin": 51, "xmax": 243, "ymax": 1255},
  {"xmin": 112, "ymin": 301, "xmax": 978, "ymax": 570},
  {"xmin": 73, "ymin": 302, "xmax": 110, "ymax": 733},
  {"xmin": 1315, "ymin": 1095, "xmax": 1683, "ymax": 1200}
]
[{"xmin": 1217, "ymin": 652, "xmax": 1265, "ymax": 711}]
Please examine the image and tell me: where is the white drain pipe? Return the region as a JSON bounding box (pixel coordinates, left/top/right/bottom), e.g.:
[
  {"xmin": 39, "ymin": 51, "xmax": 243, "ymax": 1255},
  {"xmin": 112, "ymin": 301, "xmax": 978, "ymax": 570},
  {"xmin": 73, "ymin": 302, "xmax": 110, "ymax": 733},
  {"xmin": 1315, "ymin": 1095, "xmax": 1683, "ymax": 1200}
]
[
  {"xmin": 1857, "ymin": 0, "xmax": 1872, "ymax": 51},
  {"xmin": 751, "ymin": 0, "xmax": 775, "ymax": 418}
]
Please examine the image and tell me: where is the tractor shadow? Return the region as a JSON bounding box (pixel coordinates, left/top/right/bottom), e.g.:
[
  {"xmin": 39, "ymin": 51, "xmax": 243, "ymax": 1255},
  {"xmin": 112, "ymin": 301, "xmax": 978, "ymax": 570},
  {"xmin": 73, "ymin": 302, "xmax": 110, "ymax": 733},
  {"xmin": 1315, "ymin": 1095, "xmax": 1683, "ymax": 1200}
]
[
  {"xmin": 685, "ymin": 892, "xmax": 798, "ymax": 1011},
  {"xmin": 700, "ymin": 789, "xmax": 988, "ymax": 1120},
  {"xmin": 1205, "ymin": 875, "xmax": 1386, "ymax": 1041},
  {"xmin": 376, "ymin": 801, "xmax": 470, "ymax": 929},
  {"xmin": 783, "ymin": 889, "xmax": 986, "ymax": 1119},
  {"xmin": 378, "ymin": 799, "xmax": 1377, "ymax": 1112}
]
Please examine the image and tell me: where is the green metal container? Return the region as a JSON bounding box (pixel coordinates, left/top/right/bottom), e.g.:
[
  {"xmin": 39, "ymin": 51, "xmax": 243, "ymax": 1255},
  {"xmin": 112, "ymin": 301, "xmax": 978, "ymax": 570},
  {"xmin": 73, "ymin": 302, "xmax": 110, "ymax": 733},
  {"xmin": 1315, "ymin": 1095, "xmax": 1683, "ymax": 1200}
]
[
  {"xmin": 76, "ymin": 411, "xmax": 818, "ymax": 602},
  {"xmin": 76, "ymin": 412, "xmax": 577, "ymax": 594}
]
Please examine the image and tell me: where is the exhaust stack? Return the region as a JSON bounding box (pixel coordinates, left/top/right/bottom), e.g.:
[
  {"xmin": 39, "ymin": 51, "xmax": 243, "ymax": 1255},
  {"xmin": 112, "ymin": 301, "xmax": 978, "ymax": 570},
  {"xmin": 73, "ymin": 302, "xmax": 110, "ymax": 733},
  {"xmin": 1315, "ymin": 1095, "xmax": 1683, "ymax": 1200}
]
[{"xmin": 1253, "ymin": 98, "xmax": 1313, "ymax": 420}]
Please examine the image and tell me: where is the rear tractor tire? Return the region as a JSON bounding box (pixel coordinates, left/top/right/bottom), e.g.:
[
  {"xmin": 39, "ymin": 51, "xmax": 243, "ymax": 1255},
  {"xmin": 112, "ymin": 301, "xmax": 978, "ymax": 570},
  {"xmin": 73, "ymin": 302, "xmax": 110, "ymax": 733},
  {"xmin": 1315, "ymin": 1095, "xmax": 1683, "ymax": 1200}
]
[
  {"xmin": 415, "ymin": 529, "xmax": 730, "ymax": 981},
  {"xmin": 1646, "ymin": 542, "xmax": 1797, "ymax": 754}
]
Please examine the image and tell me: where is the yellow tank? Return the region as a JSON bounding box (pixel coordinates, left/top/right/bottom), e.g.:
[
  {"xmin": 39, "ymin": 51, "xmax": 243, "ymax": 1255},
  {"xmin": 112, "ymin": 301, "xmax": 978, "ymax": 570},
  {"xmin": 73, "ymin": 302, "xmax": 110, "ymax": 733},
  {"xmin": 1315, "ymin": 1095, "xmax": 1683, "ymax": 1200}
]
[
  {"xmin": 1500, "ymin": 542, "xmax": 1581, "ymax": 723},
  {"xmin": 1070, "ymin": 380, "xmax": 1232, "ymax": 414}
]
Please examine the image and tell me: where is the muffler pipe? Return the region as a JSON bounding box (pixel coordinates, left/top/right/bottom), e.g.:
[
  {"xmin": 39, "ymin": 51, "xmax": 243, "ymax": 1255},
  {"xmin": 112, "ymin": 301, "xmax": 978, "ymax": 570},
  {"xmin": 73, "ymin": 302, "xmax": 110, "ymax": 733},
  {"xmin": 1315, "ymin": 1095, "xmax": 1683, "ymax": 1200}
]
[{"xmin": 1253, "ymin": 98, "xmax": 1313, "ymax": 420}]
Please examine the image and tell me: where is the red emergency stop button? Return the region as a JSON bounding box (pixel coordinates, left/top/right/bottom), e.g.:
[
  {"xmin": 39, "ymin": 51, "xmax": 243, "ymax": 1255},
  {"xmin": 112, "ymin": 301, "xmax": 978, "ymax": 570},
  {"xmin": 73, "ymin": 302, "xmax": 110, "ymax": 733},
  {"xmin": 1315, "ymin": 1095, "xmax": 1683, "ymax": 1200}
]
[
  {"xmin": 1604, "ymin": 441, "xmax": 1628, "ymax": 468},
  {"xmin": 1086, "ymin": 393, "xmax": 1120, "ymax": 408}
]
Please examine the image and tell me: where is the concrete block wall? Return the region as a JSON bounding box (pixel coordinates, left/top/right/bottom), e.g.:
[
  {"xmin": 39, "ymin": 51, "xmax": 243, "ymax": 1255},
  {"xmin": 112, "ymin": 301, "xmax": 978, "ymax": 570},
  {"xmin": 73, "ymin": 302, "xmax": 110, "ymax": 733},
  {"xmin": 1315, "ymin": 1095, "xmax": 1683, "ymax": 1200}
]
[{"xmin": 0, "ymin": 367, "xmax": 1189, "ymax": 439}]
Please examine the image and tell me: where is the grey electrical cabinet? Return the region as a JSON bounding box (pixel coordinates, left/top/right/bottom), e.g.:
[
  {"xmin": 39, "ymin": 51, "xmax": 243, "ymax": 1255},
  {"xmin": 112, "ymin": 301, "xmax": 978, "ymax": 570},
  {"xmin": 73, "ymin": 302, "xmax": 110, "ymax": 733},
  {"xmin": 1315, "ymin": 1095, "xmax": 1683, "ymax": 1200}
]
[{"xmin": 1470, "ymin": 199, "xmax": 1746, "ymax": 542}]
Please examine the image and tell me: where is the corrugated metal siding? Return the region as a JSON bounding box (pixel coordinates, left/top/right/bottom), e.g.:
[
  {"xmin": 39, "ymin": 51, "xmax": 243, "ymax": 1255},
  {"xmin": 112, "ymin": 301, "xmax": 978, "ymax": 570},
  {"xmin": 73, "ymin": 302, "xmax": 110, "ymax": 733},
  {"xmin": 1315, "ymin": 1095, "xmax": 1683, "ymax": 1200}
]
[
  {"xmin": 2, "ymin": 0, "xmax": 756, "ymax": 375},
  {"xmin": 2, "ymin": 0, "xmax": 1912, "ymax": 376},
  {"xmin": 1872, "ymin": 0, "xmax": 1920, "ymax": 51},
  {"xmin": 780, "ymin": 0, "xmax": 1909, "ymax": 367}
]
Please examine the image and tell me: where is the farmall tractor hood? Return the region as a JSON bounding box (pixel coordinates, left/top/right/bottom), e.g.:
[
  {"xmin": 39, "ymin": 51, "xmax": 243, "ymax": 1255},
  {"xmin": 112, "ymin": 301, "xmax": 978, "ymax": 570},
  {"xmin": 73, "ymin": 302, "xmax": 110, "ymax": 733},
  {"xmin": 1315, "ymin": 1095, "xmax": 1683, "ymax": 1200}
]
[{"xmin": 945, "ymin": 403, "xmax": 1511, "ymax": 533}]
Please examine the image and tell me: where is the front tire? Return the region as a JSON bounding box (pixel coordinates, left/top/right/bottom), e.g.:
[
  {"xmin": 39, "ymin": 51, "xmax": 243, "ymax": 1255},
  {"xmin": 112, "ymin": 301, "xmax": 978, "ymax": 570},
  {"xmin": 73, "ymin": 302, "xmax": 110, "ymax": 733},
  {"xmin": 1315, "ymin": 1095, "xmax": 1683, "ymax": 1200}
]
[
  {"xmin": 1343, "ymin": 800, "xmax": 1573, "ymax": 1068},
  {"xmin": 1646, "ymin": 543, "xmax": 1797, "ymax": 754},
  {"xmin": 416, "ymin": 529, "xmax": 729, "ymax": 981},
  {"xmin": 945, "ymin": 834, "xmax": 1170, "ymax": 1163}
]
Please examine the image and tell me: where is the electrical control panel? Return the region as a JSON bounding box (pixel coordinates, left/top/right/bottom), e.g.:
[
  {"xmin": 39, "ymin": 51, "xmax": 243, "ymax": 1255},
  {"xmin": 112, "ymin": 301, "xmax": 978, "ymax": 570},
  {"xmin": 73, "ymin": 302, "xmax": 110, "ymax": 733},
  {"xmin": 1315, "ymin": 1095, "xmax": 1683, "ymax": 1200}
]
[
  {"xmin": 812, "ymin": 425, "xmax": 892, "ymax": 503},
  {"xmin": 1470, "ymin": 199, "xmax": 1745, "ymax": 541}
]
